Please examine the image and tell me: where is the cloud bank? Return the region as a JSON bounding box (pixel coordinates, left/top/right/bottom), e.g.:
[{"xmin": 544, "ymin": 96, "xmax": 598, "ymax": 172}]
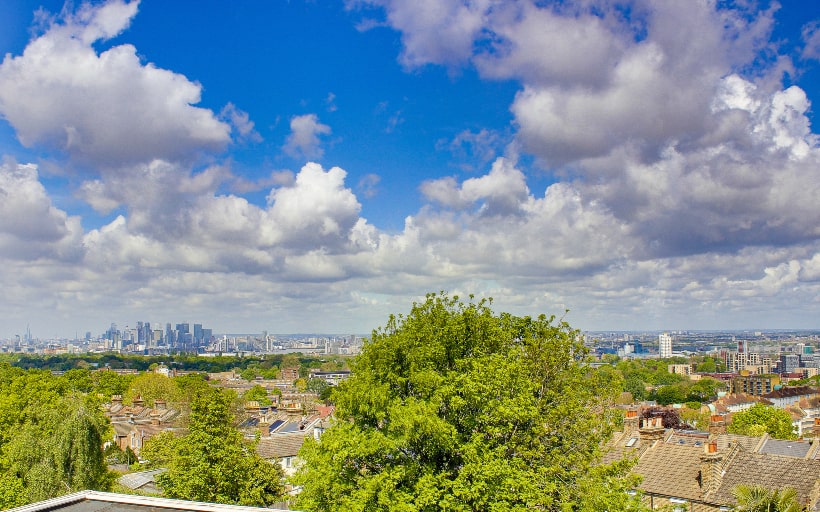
[{"xmin": 0, "ymin": 0, "xmax": 819, "ymax": 335}]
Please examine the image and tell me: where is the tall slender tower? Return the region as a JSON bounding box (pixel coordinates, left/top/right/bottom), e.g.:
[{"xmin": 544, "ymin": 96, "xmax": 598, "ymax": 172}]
[{"xmin": 659, "ymin": 332, "xmax": 673, "ymax": 358}]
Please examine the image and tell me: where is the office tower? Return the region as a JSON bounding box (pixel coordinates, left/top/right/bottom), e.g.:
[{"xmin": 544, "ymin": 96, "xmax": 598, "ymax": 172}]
[{"xmin": 779, "ymin": 354, "xmax": 800, "ymax": 374}]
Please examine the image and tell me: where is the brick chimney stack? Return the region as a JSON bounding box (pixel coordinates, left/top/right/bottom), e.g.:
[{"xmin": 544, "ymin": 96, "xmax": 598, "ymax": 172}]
[
  {"xmin": 709, "ymin": 414, "xmax": 726, "ymax": 437},
  {"xmin": 699, "ymin": 441, "xmax": 725, "ymax": 494},
  {"xmin": 624, "ymin": 408, "xmax": 640, "ymax": 435},
  {"xmin": 258, "ymin": 418, "xmax": 270, "ymax": 438},
  {"xmin": 639, "ymin": 416, "xmax": 665, "ymax": 442}
]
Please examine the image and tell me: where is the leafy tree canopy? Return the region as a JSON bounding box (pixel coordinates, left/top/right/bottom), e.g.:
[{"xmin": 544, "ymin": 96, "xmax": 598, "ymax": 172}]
[
  {"xmin": 728, "ymin": 403, "xmax": 797, "ymax": 440},
  {"xmin": 0, "ymin": 394, "xmax": 113, "ymax": 507},
  {"xmin": 697, "ymin": 358, "xmax": 717, "ymax": 373},
  {"xmin": 732, "ymin": 484, "xmax": 802, "ymax": 512},
  {"xmin": 293, "ymin": 293, "xmax": 643, "ymax": 511},
  {"xmin": 123, "ymin": 372, "xmax": 180, "ymax": 407},
  {"xmin": 155, "ymin": 387, "xmax": 284, "ymax": 506},
  {"xmin": 243, "ymin": 384, "xmax": 272, "ymax": 406}
]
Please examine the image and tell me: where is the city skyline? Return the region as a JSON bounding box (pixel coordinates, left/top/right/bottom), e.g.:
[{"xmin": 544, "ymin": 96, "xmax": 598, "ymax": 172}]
[{"xmin": 1, "ymin": 1, "xmax": 820, "ymax": 338}]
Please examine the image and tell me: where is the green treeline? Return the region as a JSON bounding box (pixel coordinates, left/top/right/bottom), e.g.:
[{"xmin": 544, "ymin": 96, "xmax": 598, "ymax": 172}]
[{"xmin": 1, "ymin": 352, "xmax": 344, "ymax": 373}]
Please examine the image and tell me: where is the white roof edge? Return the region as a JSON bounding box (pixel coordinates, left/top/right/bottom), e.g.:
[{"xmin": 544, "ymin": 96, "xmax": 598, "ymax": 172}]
[{"xmin": 7, "ymin": 490, "xmax": 294, "ymax": 512}]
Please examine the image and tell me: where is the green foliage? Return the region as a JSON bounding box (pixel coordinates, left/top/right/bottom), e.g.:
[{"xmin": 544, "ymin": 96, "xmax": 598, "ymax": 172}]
[
  {"xmin": 728, "ymin": 403, "xmax": 797, "ymax": 440},
  {"xmin": 104, "ymin": 443, "xmax": 139, "ymax": 465},
  {"xmin": 138, "ymin": 431, "xmax": 177, "ymax": 468},
  {"xmin": 173, "ymin": 373, "xmax": 211, "ymax": 401},
  {"xmin": 124, "ymin": 372, "xmax": 180, "ymax": 407},
  {"xmin": 91, "ymin": 370, "xmax": 134, "ymax": 399},
  {"xmin": 240, "ymin": 367, "xmax": 258, "ymax": 381},
  {"xmin": 697, "ymin": 358, "xmax": 717, "ymax": 373},
  {"xmin": 687, "ymin": 377, "xmax": 722, "ymax": 402},
  {"xmin": 55, "ymin": 403, "xmax": 112, "ymax": 492},
  {"xmin": 306, "ymin": 378, "xmax": 330, "ymax": 396},
  {"xmin": 294, "ymin": 378, "xmax": 308, "ymax": 392},
  {"xmin": 0, "ymin": 364, "xmax": 117, "ymax": 508},
  {"xmin": 320, "ymin": 358, "xmax": 349, "ymax": 371},
  {"xmin": 242, "ymin": 384, "xmax": 272, "ymax": 406},
  {"xmin": 62, "ymin": 369, "xmax": 94, "ymax": 393},
  {"xmin": 281, "ymin": 354, "xmax": 301, "ymax": 371},
  {"xmin": 624, "ymin": 375, "xmax": 648, "ymax": 401},
  {"xmin": 155, "ymin": 388, "xmax": 284, "ymax": 506},
  {"xmin": 651, "ymin": 383, "xmax": 688, "ymax": 405},
  {"xmin": 732, "ymin": 484, "xmax": 802, "ymax": 512},
  {"xmin": 292, "ymin": 293, "xmax": 643, "ymax": 511},
  {"xmin": 679, "ymin": 406, "xmax": 711, "ymax": 431},
  {"xmin": 1, "ymin": 395, "xmax": 113, "ymax": 506}
]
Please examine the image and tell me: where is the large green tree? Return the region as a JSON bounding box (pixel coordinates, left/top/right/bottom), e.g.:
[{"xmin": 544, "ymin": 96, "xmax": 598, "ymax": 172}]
[
  {"xmin": 292, "ymin": 293, "xmax": 643, "ymax": 511},
  {"xmin": 1, "ymin": 395, "xmax": 113, "ymax": 507},
  {"xmin": 728, "ymin": 403, "xmax": 796, "ymax": 440},
  {"xmin": 154, "ymin": 388, "xmax": 284, "ymax": 506}
]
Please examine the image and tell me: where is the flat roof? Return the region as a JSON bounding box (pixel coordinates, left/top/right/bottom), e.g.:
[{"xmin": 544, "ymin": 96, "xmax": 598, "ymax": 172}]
[{"xmin": 7, "ymin": 491, "xmax": 292, "ymax": 512}]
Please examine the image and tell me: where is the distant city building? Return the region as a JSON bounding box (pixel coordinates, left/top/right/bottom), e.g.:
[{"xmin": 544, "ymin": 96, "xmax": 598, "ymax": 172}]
[
  {"xmin": 658, "ymin": 333, "xmax": 673, "ymax": 358},
  {"xmin": 668, "ymin": 364, "xmax": 692, "ymax": 376},
  {"xmin": 729, "ymin": 371, "xmax": 781, "ymax": 396},
  {"xmin": 778, "ymin": 354, "xmax": 801, "ymax": 374}
]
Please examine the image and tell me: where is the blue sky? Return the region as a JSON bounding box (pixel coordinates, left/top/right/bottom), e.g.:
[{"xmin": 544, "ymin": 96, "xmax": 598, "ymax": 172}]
[{"xmin": 0, "ymin": 0, "xmax": 819, "ymax": 338}]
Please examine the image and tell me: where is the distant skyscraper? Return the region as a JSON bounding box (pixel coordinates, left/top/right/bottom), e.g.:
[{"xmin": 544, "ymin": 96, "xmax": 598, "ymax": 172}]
[{"xmin": 659, "ymin": 333, "xmax": 673, "ymax": 358}]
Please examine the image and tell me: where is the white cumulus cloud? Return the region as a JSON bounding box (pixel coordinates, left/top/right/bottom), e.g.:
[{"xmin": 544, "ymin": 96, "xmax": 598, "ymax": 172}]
[
  {"xmin": 283, "ymin": 114, "xmax": 332, "ymax": 160},
  {"xmin": 0, "ymin": 0, "xmax": 231, "ymax": 168}
]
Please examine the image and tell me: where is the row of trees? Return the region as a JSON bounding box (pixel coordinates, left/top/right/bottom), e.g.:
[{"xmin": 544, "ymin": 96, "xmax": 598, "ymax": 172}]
[
  {"xmin": 610, "ymin": 358, "xmax": 725, "ymax": 405},
  {"xmin": 2, "ymin": 352, "xmax": 350, "ymax": 375}
]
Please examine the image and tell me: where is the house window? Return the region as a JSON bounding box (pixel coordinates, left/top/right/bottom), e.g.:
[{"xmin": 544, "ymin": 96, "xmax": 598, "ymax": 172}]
[{"xmin": 669, "ymin": 497, "xmax": 687, "ymax": 512}]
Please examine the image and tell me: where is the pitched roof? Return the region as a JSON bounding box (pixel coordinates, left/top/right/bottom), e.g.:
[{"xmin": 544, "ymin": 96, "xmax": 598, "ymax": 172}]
[
  {"xmin": 622, "ymin": 431, "xmax": 820, "ymax": 509},
  {"xmin": 707, "ymin": 450, "xmax": 820, "ymax": 507},
  {"xmin": 256, "ymin": 432, "xmax": 308, "ymax": 459},
  {"xmin": 117, "ymin": 469, "xmax": 165, "ymax": 490},
  {"xmin": 715, "ymin": 433, "xmax": 763, "ymax": 452},
  {"xmin": 757, "ymin": 438, "xmax": 813, "ymax": 458},
  {"xmin": 762, "ymin": 386, "xmax": 819, "ymax": 400},
  {"xmin": 600, "ymin": 429, "xmax": 648, "ymax": 466},
  {"xmin": 634, "ymin": 442, "xmax": 705, "ymax": 501}
]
